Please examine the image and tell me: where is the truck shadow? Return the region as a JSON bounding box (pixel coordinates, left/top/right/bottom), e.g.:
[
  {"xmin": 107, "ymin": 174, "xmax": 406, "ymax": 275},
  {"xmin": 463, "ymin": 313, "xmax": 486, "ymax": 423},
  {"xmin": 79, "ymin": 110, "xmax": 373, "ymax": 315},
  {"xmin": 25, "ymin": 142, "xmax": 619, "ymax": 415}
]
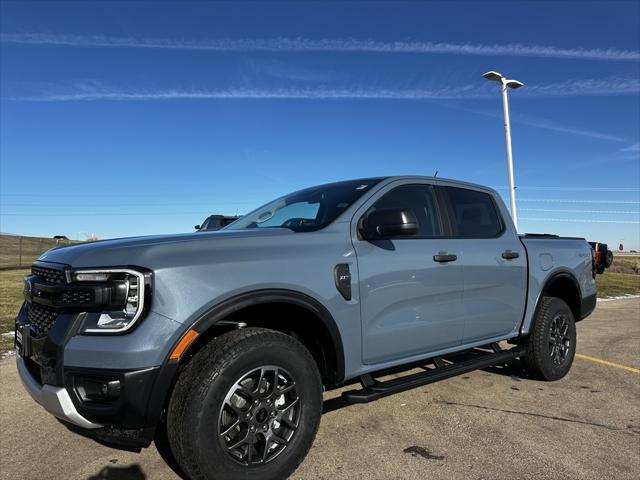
[
  {"xmin": 323, "ymin": 396, "xmax": 352, "ymax": 413},
  {"xmin": 87, "ymin": 464, "xmax": 146, "ymax": 480},
  {"xmin": 481, "ymin": 359, "xmax": 532, "ymax": 379}
]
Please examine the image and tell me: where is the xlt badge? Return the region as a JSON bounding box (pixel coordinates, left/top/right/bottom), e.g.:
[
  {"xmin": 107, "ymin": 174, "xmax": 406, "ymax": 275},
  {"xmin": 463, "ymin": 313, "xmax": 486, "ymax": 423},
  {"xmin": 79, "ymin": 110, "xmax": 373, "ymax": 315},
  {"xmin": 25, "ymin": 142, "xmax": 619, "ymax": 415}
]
[{"xmin": 334, "ymin": 263, "xmax": 352, "ymax": 301}]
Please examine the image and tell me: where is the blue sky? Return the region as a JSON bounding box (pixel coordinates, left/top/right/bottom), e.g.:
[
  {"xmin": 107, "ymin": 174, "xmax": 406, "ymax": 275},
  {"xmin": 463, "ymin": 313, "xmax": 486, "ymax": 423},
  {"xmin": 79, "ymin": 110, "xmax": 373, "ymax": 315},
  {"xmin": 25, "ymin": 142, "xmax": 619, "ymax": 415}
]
[{"xmin": 1, "ymin": 1, "xmax": 639, "ymax": 249}]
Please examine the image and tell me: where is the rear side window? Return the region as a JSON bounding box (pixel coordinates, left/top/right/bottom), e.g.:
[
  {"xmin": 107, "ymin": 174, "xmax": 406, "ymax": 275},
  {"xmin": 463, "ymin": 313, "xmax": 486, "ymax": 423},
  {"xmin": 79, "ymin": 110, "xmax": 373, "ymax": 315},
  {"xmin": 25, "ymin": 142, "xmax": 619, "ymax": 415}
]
[
  {"xmin": 366, "ymin": 184, "xmax": 442, "ymax": 237},
  {"xmin": 443, "ymin": 186, "xmax": 503, "ymax": 238}
]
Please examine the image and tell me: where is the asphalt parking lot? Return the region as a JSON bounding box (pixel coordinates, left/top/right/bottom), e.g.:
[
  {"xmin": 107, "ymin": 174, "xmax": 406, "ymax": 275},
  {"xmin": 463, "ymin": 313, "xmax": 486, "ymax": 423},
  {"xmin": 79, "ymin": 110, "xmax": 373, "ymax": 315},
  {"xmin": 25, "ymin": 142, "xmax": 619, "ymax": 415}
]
[{"xmin": 1, "ymin": 297, "xmax": 638, "ymax": 480}]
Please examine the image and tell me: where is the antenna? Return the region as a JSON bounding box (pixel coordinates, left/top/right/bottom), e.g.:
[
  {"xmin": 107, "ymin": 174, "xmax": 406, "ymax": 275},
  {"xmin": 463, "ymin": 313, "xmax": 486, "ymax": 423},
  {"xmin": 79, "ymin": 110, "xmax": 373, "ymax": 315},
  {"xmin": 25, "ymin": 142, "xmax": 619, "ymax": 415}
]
[{"xmin": 434, "ymin": 170, "xmax": 438, "ymax": 178}]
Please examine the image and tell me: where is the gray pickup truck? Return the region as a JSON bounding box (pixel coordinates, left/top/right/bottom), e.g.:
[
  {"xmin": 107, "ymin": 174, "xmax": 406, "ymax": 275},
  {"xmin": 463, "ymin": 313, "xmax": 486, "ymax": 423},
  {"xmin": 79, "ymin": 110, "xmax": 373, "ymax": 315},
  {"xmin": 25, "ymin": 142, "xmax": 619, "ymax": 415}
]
[{"xmin": 15, "ymin": 176, "xmax": 597, "ymax": 480}]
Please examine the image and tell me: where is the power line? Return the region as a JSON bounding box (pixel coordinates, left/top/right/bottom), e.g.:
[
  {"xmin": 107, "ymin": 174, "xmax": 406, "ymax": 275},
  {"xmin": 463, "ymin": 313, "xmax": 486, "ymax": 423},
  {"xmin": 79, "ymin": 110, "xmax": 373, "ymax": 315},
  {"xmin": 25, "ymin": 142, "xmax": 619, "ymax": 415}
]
[
  {"xmin": 0, "ymin": 193, "xmax": 218, "ymax": 197},
  {"xmin": 0, "ymin": 211, "xmax": 221, "ymax": 217},
  {"xmin": 520, "ymin": 208, "xmax": 639, "ymax": 214},
  {"xmin": 494, "ymin": 186, "xmax": 640, "ymax": 192},
  {"xmin": 521, "ymin": 217, "xmax": 640, "ymax": 224},
  {"xmin": 517, "ymin": 198, "xmax": 640, "ymax": 204},
  {"xmin": 3, "ymin": 185, "xmax": 639, "ymax": 196},
  {"xmin": 4, "ymin": 212, "xmax": 639, "ymax": 223},
  {"xmin": 0, "ymin": 201, "xmax": 258, "ymax": 207}
]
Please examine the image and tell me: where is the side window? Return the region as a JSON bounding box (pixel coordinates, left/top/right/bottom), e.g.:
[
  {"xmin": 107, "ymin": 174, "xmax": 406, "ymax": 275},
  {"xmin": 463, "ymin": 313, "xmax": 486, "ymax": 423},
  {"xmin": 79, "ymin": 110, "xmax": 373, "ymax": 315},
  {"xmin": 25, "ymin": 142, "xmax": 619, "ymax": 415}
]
[
  {"xmin": 366, "ymin": 184, "xmax": 442, "ymax": 237},
  {"xmin": 443, "ymin": 186, "xmax": 503, "ymax": 238}
]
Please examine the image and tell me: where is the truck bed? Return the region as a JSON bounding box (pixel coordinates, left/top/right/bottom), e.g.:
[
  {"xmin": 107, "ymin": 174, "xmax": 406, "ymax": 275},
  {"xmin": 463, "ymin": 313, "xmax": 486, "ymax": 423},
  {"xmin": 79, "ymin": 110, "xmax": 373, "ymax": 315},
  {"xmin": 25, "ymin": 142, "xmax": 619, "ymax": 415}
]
[{"xmin": 518, "ymin": 235, "xmax": 596, "ymax": 335}]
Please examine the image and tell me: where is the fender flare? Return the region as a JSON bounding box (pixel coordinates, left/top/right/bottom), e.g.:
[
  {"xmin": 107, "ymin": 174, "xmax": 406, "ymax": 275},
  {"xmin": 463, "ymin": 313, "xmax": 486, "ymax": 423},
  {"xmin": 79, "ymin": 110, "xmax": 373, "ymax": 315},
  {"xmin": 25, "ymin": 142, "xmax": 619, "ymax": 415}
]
[
  {"xmin": 144, "ymin": 289, "xmax": 346, "ymax": 430},
  {"xmin": 190, "ymin": 288, "xmax": 344, "ymax": 358},
  {"xmin": 537, "ymin": 270, "xmax": 583, "ymax": 319},
  {"xmin": 189, "ymin": 288, "xmax": 345, "ymax": 381}
]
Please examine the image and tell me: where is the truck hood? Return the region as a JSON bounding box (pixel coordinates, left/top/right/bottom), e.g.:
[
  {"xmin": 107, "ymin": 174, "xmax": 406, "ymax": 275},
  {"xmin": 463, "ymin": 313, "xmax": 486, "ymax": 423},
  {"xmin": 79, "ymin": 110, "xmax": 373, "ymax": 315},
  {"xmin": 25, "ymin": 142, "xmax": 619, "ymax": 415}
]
[{"xmin": 37, "ymin": 228, "xmax": 294, "ymax": 268}]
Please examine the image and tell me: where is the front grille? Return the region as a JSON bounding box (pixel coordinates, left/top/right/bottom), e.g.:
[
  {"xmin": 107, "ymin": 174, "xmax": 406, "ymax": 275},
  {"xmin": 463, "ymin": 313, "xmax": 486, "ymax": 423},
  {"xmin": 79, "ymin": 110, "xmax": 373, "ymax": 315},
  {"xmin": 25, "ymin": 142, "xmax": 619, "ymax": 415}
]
[
  {"xmin": 29, "ymin": 265, "xmax": 67, "ymax": 337},
  {"xmin": 28, "ymin": 303, "xmax": 59, "ymax": 338},
  {"xmin": 32, "ymin": 265, "xmax": 66, "ymax": 285},
  {"xmin": 59, "ymin": 289, "xmax": 94, "ymax": 305}
]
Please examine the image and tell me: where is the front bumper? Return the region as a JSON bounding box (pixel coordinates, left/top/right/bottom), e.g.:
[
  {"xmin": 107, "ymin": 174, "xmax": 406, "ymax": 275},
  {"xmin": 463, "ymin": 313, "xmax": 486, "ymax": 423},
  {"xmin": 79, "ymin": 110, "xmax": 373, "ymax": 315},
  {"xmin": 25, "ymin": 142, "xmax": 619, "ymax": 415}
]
[
  {"xmin": 16, "ymin": 354, "xmax": 101, "ymax": 429},
  {"xmin": 15, "ymin": 305, "xmax": 164, "ymax": 429},
  {"xmin": 14, "ymin": 261, "xmax": 186, "ymax": 450}
]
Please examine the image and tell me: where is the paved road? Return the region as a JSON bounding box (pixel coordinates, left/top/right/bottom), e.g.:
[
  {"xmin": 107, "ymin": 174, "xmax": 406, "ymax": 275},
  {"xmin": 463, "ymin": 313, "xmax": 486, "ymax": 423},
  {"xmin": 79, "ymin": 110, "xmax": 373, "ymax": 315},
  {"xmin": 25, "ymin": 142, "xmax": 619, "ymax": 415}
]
[{"xmin": 1, "ymin": 298, "xmax": 639, "ymax": 480}]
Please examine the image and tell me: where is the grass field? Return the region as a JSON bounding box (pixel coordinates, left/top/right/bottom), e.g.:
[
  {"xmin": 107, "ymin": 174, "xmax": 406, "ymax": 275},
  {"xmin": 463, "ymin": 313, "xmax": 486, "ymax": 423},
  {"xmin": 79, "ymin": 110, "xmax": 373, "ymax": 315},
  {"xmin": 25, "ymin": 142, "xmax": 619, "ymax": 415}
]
[
  {"xmin": 0, "ymin": 269, "xmax": 28, "ymax": 353},
  {"xmin": 607, "ymin": 255, "xmax": 640, "ymax": 275},
  {"xmin": 598, "ymin": 255, "xmax": 640, "ymax": 298},
  {"xmin": 596, "ymin": 272, "xmax": 640, "ymax": 298},
  {"xmin": 0, "ymin": 234, "xmax": 78, "ymax": 269},
  {"xmin": 0, "ymin": 257, "xmax": 638, "ymax": 354}
]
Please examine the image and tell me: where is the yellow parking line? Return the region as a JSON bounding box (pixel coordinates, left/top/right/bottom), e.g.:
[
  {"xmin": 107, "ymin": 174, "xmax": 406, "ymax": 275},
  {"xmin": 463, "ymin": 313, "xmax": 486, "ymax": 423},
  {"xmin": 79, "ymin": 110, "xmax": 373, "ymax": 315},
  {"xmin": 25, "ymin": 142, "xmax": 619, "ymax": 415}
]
[{"xmin": 575, "ymin": 353, "xmax": 640, "ymax": 373}]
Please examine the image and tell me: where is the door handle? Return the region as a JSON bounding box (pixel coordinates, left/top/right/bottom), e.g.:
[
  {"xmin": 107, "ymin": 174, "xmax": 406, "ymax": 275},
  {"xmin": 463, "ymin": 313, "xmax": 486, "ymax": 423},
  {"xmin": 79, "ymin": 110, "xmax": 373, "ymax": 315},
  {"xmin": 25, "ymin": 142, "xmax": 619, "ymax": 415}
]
[
  {"xmin": 502, "ymin": 250, "xmax": 519, "ymax": 260},
  {"xmin": 433, "ymin": 253, "xmax": 457, "ymax": 263}
]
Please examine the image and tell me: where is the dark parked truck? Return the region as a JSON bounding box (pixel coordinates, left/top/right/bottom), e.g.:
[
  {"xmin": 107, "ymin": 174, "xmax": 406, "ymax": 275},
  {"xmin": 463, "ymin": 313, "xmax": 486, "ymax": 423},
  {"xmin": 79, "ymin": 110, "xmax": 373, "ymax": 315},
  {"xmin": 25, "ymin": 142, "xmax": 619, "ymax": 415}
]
[
  {"xmin": 15, "ymin": 176, "xmax": 597, "ymax": 480},
  {"xmin": 195, "ymin": 214, "xmax": 240, "ymax": 232}
]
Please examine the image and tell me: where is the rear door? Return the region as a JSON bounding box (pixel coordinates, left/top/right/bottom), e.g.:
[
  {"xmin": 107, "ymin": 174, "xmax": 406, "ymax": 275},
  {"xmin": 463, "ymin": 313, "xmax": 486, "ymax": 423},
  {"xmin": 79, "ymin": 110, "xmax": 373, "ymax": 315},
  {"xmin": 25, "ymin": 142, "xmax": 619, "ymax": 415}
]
[
  {"xmin": 438, "ymin": 185, "xmax": 527, "ymax": 342},
  {"xmin": 353, "ymin": 180, "xmax": 465, "ymax": 364}
]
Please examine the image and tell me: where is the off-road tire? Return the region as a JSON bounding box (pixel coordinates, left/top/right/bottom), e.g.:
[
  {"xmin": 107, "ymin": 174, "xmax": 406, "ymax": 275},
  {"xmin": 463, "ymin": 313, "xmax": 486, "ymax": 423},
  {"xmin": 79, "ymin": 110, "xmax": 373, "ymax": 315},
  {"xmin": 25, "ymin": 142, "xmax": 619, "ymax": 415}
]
[
  {"xmin": 154, "ymin": 419, "xmax": 187, "ymax": 479},
  {"xmin": 166, "ymin": 327, "xmax": 323, "ymax": 480},
  {"xmin": 523, "ymin": 296, "xmax": 576, "ymax": 381}
]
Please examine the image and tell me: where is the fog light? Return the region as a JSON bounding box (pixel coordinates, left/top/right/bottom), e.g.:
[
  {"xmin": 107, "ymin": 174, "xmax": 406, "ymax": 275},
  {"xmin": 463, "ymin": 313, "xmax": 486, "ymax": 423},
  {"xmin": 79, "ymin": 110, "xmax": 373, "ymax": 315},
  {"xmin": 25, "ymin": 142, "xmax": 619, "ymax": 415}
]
[{"xmin": 78, "ymin": 378, "xmax": 121, "ymax": 401}]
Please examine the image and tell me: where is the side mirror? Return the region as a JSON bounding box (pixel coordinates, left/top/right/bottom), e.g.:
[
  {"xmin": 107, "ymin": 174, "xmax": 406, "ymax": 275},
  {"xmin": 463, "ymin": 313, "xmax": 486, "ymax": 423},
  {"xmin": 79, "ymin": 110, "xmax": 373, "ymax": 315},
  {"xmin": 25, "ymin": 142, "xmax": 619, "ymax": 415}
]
[
  {"xmin": 194, "ymin": 225, "xmax": 201, "ymax": 231},
  {"xmin": 360, "ymin": 208, "xmax": 418, "ymax": 240}
]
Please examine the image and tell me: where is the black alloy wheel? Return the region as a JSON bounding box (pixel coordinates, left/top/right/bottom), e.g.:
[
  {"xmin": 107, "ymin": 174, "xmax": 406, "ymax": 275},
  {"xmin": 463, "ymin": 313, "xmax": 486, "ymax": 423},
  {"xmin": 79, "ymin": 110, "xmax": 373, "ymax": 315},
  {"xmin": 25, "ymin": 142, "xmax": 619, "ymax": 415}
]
[{"xmin": 218, "ymin": 365, "xmax": 301, "ymax": 466}]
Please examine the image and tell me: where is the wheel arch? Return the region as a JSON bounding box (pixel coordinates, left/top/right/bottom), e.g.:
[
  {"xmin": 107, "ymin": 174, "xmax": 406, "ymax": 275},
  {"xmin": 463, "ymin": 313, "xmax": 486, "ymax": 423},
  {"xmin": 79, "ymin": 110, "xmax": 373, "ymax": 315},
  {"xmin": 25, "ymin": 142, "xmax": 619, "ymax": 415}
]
[
  {"xmin": 146, "ymin": 289, "xmax": 345, "ymax": 433},
  {"xmin": 186, "ymin": 289, "xmax": 345, "ymax": 386},
  {"xmin": 538, "ymin": 271, "xmax": 582, "ymax": 322}
]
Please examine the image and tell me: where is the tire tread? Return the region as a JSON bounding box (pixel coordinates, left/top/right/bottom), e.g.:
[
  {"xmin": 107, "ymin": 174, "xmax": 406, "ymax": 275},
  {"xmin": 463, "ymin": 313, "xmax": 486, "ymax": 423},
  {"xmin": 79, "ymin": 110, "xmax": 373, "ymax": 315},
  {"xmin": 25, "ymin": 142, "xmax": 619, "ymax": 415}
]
[
  {"xmin": 523, "ymin": 296, "xmax": 576, "ymax": 381},
  {"xmin": 167, "ymin": 327, "xmax": 321, "ymax": 480}
]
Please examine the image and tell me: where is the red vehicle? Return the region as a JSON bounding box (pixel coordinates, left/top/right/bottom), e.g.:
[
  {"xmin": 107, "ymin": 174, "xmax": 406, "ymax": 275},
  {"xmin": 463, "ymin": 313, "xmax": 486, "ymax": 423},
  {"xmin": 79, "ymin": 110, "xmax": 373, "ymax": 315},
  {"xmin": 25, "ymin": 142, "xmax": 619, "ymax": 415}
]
[{"xmin": 589, "ymin": 242, "xmax": 613, "ymax": 274}]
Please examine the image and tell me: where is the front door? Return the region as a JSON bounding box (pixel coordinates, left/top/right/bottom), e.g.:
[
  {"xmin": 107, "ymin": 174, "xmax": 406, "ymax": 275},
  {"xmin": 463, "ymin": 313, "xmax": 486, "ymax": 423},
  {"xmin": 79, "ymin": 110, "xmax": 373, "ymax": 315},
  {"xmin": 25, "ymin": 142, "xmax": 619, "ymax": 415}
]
[{"xmin": 353, "ymin": 181, "xmax": 466, "ymax": 365}]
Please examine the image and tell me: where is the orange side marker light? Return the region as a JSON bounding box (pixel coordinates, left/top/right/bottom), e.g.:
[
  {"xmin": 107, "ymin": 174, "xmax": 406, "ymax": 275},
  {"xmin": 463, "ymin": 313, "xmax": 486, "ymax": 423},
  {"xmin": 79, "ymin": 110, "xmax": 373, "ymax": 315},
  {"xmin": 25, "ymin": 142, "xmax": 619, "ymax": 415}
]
[{"xmin": 170, "ymin": 328, "xmax": 199, "ymax": 360}]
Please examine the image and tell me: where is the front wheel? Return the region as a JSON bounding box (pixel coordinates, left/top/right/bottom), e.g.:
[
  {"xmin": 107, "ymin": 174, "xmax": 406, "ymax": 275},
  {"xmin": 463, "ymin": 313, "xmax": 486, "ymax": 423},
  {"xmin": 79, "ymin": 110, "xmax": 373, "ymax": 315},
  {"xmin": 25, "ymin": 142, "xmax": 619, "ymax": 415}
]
[
  {"xmin": 167, "ymin": 327, "xmax": 323, "ymax": 480},
  {"xmin": 522, "ymin": 296, "xmax": 577, "ymax": 381}
]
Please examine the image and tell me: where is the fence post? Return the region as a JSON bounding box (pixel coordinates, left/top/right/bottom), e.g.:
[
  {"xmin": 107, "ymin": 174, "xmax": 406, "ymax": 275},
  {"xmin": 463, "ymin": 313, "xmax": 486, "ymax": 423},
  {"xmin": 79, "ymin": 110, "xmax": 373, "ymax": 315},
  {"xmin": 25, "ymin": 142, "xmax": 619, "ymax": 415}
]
[{"xmin": 18, "ymin": 236, "xmax": 23, "ymax": 267}]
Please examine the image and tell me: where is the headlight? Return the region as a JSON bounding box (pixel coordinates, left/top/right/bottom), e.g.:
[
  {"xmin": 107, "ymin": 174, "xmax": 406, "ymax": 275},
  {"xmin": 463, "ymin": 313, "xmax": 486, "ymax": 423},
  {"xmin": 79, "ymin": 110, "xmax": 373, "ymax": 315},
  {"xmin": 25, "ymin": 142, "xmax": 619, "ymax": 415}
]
[{"xmin": 72, "ymin": 268, "xmax": 149, "ymax": 334}]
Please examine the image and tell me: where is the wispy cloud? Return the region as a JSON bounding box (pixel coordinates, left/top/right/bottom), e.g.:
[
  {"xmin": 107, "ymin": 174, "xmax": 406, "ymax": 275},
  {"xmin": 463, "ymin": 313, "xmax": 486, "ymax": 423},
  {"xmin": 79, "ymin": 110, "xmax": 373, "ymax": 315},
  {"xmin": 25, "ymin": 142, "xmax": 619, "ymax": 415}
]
[
  {"xmin": 510, "ymin": 114, "xmax": 627, "ymax": 142},
  {"xmin": 430, "ymin": 102, "xmax": 628, "ymax": 142},
  {"xmin": 10, "ymin": 86, "xmax": 481, "ymax": 102},
  {"xmin": 620, "ymin": 142, "xmax": 640, "ymax": 153},
  {"xmin": 523, "ymin": 78, "xmax": 640, "ymax": 97},
  {"xmin": 240, "ymin": 58, "xmax": 338, "ymax": 83},
  {"xmin": 2, "ymin": 33, "xmax": 639, "ymax": 61},
  {"xmin": 6, "ymin": 76, "xmax": 639, "ymax": 102},
  {"xmin": 617, "ymin": 142, "xmax": 640, "ymax": 159}
]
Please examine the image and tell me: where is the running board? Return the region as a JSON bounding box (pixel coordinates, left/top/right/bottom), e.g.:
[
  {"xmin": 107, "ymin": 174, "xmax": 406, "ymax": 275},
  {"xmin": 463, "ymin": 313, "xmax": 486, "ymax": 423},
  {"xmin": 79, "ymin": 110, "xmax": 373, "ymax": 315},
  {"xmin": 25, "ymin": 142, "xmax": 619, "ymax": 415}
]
[{"xmin": 341, "ymin": 344, "xmax": 526, "ymax": 404}]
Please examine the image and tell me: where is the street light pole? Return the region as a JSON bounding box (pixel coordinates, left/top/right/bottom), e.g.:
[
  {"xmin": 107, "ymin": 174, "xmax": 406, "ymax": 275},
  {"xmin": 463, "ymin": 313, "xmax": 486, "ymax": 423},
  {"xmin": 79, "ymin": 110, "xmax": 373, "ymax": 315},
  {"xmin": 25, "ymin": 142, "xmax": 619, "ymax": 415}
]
[
  {"xmin": 500, "ymin": 80, "xmax": 518, "ymax": 230},
  {"xmin": 483, "ymin": 71, "xmax": 524, "ymax": 231}
]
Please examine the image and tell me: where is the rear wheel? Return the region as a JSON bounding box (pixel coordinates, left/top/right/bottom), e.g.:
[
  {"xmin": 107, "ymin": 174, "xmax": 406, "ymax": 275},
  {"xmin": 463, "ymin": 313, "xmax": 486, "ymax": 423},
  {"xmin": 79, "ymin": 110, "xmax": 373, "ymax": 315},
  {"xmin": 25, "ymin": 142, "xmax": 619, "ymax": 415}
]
[
  {"xmin": 523, "ymin": 296, "xmax": 576, "ymax": 380},
  {"xmin": 167, "ymin": 327, "xmax": 322, "ymax": 480}
]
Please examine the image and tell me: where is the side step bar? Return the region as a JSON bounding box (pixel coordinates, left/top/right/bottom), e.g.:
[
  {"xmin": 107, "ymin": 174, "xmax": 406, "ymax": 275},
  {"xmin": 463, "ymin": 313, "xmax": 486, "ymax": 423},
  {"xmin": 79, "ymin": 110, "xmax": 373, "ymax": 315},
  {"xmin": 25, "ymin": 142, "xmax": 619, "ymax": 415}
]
[{"xmin": 342, "ymin": 344, "xmax": 526, "ymax": 404}]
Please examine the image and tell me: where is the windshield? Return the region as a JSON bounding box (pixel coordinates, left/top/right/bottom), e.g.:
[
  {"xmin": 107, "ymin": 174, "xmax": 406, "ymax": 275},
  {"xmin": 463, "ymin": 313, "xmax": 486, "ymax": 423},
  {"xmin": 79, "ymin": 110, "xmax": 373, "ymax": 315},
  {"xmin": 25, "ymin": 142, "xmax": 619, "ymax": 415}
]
[{"xmin": 226, "ymin": 178, "xmax": 384, "ymax": 232}]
